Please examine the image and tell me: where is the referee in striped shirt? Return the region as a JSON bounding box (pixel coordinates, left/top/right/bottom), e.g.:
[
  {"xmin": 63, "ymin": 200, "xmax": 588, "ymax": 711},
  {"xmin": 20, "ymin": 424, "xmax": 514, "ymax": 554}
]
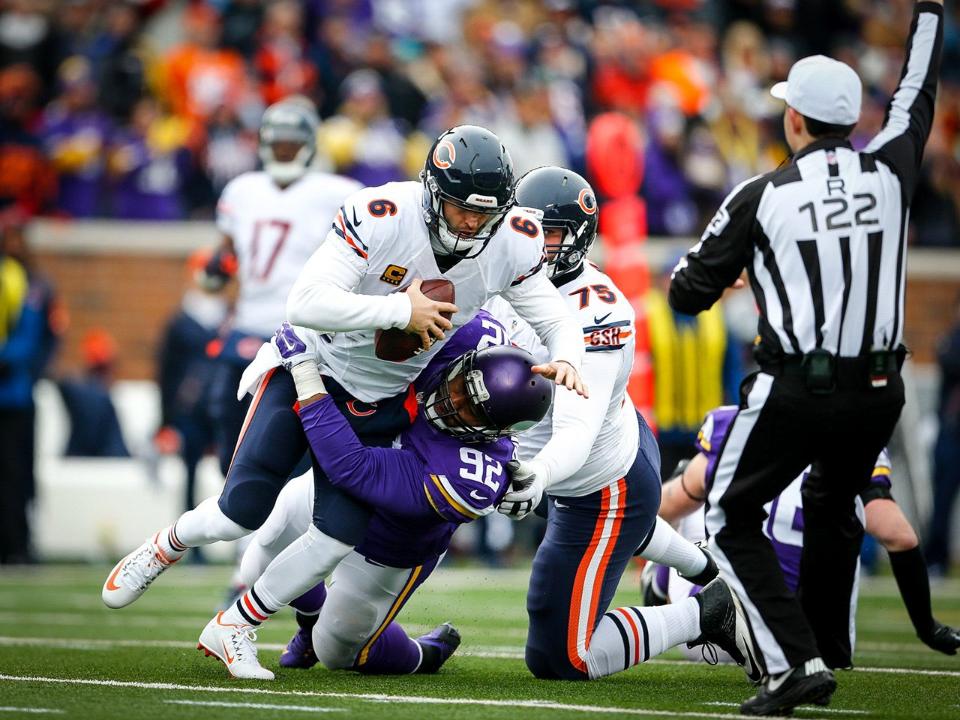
[{"xmin": 669, "ymin": 1, "xmax": 944, "ymax": 715}]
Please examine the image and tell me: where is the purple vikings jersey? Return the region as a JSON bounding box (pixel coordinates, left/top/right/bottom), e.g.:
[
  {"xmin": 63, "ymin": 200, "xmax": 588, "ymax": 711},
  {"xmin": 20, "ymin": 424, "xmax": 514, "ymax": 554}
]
[
  {"xmin": 299, "ymin": 312, "xmax": 513, "ymax": 568},
  {"xmin": 697, "ymin": 406, "xmax": 889, "ymax": 592}
]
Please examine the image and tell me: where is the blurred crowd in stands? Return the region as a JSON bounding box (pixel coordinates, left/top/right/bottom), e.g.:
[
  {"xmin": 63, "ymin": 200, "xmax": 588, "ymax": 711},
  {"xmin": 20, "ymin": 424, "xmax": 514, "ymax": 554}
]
[{"xmin": 0, "ymin": 0, "xmax": 956, "ymax": 245}]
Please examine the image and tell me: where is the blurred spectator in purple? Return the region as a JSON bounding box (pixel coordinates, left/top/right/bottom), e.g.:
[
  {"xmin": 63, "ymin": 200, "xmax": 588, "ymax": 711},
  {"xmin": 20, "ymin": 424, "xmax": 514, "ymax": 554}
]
[
  {"xmin": 0, "ymin": 64, "xmax": 56, "ymax": 215},
  {"xmin": 642, "ymin": 105, "xmax": 698, "ymax": 237},
  {"xmin": 254, "ymin": 0, "xmax": 317, "ymax": 107},
  {"xmin": 320, "ymin": 69, "xmax": 408, "ymax": 185},
  {"xmin": 56, "ymin": 328, "xmax": 130, "ymax": 458},
  {"xmin": 107, "ymin": 96, "xmax": 193, "ymax": 220},
  {"xmin": 39, "ymin": 56, "xmax": 112, "ymax": 217}
]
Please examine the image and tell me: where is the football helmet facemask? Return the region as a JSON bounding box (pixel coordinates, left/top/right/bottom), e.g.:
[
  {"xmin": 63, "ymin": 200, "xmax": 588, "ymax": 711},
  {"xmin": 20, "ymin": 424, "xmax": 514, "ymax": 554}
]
[
  {"xmin": 514, "ymin": 166, "xmax": 599, "ymax": 280},
  {"xmin": 420, "ymin": 125, "xmax": 515, "ymax": 259},
  {"xmin": 258, "ymin": 99, "xmax": 319, "ymax": 186},
  {"xmin": 422, "ymin": 345, "xmax": 553, "ymax": 444}
]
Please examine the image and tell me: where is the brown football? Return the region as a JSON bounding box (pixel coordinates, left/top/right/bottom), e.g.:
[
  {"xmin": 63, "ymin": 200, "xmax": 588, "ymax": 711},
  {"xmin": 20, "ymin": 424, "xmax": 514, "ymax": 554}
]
[{"xmin": 374, "ymin": 278, "xmax": 456, "ymax": 362}]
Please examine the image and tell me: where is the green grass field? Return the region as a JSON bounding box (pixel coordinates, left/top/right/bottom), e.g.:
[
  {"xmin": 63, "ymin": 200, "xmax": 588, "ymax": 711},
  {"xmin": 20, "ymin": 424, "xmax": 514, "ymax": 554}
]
[{"xmin": 0, "ymin": 563, "xmax": 958, "ymax": 719}]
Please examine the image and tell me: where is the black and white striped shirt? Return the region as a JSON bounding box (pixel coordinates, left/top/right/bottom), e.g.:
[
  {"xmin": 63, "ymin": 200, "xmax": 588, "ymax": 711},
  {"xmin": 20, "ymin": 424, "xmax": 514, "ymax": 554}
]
[{"xmin": 670, "ymin": 2, "xmax": 943, "ymax": 360}]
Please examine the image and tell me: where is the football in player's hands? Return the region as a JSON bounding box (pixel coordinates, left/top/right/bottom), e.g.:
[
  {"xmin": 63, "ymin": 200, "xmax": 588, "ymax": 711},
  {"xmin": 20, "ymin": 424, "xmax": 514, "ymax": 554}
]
[{"xmin": 375, "ymin": 278, "xmax": 455, "ymax": 362}]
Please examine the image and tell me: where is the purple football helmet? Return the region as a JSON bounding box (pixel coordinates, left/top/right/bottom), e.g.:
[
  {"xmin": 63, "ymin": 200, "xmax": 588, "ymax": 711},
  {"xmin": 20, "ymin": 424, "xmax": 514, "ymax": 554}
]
[{"xmin": 422, "ymin": 345, "xmax": 553, "ymax": 444}]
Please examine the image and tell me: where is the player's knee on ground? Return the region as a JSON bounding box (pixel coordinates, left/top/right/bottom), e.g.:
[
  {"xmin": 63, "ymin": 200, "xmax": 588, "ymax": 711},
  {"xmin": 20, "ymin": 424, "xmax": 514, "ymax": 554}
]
[
  {"xmin": 312, "ymin": 593, "xmax": 381, "ymax": 670},
  {"xmin": 525, "ymin": 622, "xmax": 589, "ymax": 681}
]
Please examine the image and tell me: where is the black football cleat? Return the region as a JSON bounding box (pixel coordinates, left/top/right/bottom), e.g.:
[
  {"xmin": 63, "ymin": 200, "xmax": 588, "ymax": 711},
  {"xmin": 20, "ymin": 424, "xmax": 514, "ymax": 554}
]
[
  {"xmin": 415, "ymin": 622, "xmax": 461, "ymax": 674},
  {"xmin": 678, "ymin": 544, "xmax": 720, "ymax": 587},
  {"xmin": 690, "ymin": 578, "xmax": 765, "ymax": 684},
  {"xmin": 740, "ymin": 658, "xmax": 836, "ymax": 716},
  {"xmin": 923, "ymin": 621, "xmax": 960, "ymax": 656}
]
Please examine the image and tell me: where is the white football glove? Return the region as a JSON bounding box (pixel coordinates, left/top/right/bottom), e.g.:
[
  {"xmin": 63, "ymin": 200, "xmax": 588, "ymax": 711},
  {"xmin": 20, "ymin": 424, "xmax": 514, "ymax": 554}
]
[
  {"xmin": 498, "ymin": 459, "xmax": 547, "ymax": 520},
  {"xmin": 273, "ymin": 321, "xmax": 320, "ymax": 371}
]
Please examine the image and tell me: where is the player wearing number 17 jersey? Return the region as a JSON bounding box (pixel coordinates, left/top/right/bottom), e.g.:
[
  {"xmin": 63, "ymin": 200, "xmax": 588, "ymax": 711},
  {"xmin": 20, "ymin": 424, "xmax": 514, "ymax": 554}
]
[
  {"xmin": 486, "ymin": 167, "xmax": 758, "ymax": 683},
  {"xmin": 202, "ymin": 99, "xmax": 362, "ymax": 476}
]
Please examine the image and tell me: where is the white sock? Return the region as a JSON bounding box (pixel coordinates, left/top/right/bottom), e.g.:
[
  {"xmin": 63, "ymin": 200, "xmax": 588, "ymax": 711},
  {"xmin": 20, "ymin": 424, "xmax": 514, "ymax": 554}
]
[
  {"xmin": 637, "ymin": 517, "xmax": 707, "ymax": 577},
  {"xmin": 586, "ymin": 598, "xmax": 701, "ymax": 679},
  {"xmin": 171, "ymin": 496, "xmax": 251, "ymax": 547},
  {"xmin": 250, "ymin": 525, "xmax": 353, "ymax": 612}
]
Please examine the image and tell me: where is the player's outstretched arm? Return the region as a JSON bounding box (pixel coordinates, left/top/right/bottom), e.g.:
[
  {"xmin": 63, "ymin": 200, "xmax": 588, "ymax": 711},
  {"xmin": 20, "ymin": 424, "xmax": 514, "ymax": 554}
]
[
  {"xmin": 864, "ymin": 497, "xmax": 959, "ymax": 655},
  {"xmin": 658, "ymin": 454, "xmax": 710, "ymax": 523},
  {"xmin": 502, "ymin": 271, "xmax": 588, "ymax": 397}
]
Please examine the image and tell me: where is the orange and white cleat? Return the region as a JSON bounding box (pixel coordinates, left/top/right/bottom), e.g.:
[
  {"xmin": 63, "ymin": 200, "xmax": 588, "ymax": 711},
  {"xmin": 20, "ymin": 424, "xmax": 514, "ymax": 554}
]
[
  {"xmin": 198, "ymin": 612, "xmax": 275, "ymax": 680},
  {"xmin": 101, "ymin": 534, "xmax": 179, "ymax": 609}
]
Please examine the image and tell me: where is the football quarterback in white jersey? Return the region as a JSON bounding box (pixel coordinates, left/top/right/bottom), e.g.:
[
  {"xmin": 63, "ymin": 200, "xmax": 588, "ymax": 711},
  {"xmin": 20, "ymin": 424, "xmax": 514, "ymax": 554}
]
[
  {"xmin": 485, "ymin": 167, "xmax": 758, "ymax": 683},
  {"xmin": 201, "ymin": 98, "xmax": 363, "ymax": 476},
  {"xmin": 101, "ymin": 128, "xmax": 586, "ymax": 666}
]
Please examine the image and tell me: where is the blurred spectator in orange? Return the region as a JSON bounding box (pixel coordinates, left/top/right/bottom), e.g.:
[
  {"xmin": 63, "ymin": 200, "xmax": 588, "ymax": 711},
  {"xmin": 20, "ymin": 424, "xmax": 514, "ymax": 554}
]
[
  {"xmin": 39, "ymin": 56, "xmax": 113, "ymax": 217},
  {"xmin": 107, "ymin": 96, "xmax": 193, "ymax": 220},
  {"xmin": 155, "ymin": 249, "xmax": 228, "ymax": 512},
  {"xmin": 56, "ymin": 328, "xmax": 130, "ymax": 458},
  {"xmin": 162, "ymin": 3, "xmax": 250, "ymax": 124},
  {"xmin": 0, "ymin": 64, "xmax": 56, "ymax": 215},
  {"xmin": 320, "ymin": 69, "xmax": 409, "ymax": 185},
  {"xmin": 254, "ymin": 0, "xmax": 316, "ymax": 106}
]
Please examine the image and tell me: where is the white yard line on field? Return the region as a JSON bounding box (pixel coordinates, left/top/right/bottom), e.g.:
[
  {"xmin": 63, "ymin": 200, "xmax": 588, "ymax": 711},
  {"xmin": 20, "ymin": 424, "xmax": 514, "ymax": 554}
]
[
  {"xmin": 2, "ymin": 637, "xmax": 959, "ymax": 678},
  {"xmin": 166, "ymin": 700, "xmax": 344, "ymax": 713},
  {"xmin": 0, "ymin": 674, "xmax": 777, "ymax": 719},
  {"xmin": 703, "ymin": 702, "xmax": 869, "ymax": 715},
  {"xmin": 0, "ymin": 709, "xmax": 64, "ymax": 715}
]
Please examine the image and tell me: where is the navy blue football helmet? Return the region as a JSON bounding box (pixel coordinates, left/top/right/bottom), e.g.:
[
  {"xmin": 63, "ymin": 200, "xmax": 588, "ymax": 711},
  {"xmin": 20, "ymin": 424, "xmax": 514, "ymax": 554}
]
[
  {"xmin": 514, "ymin": 166, "xmax": 599, "ymax": 279},
  {"xmin": 420, "ymin": 125, "xmax": 515, "ymax": 259},
  {"xmin": 422, "ymin": 345, "xmax": 553, "ymax": 444}
]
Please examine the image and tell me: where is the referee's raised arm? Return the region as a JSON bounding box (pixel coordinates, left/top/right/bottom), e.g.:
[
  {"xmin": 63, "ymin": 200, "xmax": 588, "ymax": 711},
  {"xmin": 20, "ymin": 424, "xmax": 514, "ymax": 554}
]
[{"xmin": 864, "ymin": 1, "xmax": 944, "ymax": 198}]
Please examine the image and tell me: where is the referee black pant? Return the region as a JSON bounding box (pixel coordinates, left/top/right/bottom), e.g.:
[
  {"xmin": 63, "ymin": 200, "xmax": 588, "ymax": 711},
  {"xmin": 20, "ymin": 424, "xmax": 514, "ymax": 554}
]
[{"xmin": 704, "ymin": 369, "xmax": 904, "ymax": 674}]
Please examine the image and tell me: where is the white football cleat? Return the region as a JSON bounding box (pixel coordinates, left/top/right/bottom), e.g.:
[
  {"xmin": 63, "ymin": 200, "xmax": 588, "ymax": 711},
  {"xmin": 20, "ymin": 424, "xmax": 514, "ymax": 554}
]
[
  {"xmin": 198, "ymin": 612, "xmax": 275, "ymax": 680},
  {"xmin": 102, "ymin": 533, "xmax": 180, "ymax": 609}
]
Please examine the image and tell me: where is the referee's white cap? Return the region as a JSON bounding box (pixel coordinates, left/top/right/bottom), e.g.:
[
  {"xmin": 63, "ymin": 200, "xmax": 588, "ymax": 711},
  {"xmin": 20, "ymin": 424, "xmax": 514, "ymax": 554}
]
[{"xmin": 770, "ymin": 55, "xmax": 862, "ymax": 126}]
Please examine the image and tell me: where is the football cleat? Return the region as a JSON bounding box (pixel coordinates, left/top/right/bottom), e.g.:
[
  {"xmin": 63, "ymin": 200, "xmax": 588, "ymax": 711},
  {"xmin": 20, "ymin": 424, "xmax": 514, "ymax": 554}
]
[
  {"xmin": 740, "ymin": 658, "xmax": 836, "ymax": 716},
  {"xmin": 923, "ymin": 621, "xmax": 960, "ymax": 656},
  {"xmin": 198, "ymin": 612, "xmax": 274, "ymax": 680},
  {"xmin": 678, "ymin": 544, "xmax": 720, "ymax": 588},
  {"xmin": 415, "ymin": 622, "xmax": 461, "ymax": 674},
  {"xmin": 690, "ymin": 578, "xmax": 765, "ymax": 684},
  {"xmin": 639, "ymin": 562, "xmax": 668, "ymax": 607},
  {"xmin": 279, "ymin": 627, "xmax": 319, "ymax": 669},
  {"xmin": 102, "ymin": 533, "xmax": 180, "ymax": 609}
]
